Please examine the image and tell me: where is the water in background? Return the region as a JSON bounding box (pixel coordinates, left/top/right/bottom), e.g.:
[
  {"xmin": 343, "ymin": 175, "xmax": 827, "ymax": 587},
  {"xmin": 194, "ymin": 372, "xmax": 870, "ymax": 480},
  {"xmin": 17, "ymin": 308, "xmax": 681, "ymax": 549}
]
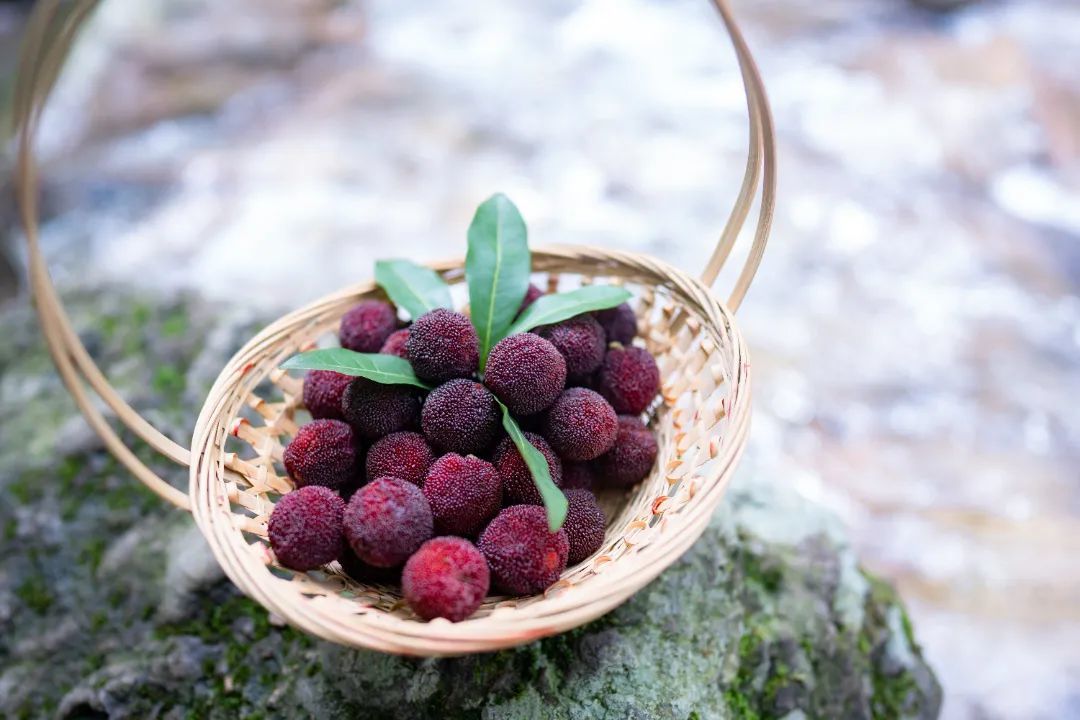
[{"xmin": 4, "ymin": 0, "xmax": 1079, "ymax": 717}]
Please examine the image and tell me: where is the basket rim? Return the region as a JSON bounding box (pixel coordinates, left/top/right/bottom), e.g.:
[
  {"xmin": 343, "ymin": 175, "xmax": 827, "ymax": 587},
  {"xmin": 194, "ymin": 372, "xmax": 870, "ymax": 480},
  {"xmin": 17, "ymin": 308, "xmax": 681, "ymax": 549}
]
[{"xmin": 188, "ymin": 244, "xmax": 752, "ymax": 656}]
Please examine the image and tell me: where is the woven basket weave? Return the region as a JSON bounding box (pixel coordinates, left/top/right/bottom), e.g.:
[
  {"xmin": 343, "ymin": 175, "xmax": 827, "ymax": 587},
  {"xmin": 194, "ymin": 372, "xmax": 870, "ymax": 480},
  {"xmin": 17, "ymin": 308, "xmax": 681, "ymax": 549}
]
[{"xmin": 13, "ymin": 0, "xmax": 775, "ymax": 656}]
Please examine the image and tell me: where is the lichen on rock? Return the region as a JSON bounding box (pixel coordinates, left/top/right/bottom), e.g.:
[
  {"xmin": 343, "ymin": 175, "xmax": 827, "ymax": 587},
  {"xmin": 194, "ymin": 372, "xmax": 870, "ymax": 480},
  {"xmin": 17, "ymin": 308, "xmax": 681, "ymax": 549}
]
[{"xmin": 0, "ymin": 291, "xmax": 941, "ymax": 719}]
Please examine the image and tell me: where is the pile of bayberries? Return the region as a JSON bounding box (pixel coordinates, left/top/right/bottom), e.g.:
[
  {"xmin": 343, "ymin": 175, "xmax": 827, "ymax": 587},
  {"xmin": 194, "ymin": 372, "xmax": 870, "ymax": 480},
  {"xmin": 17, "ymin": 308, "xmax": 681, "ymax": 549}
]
[{"xmin": 270, "ymin": 195, "xmax": 659, "ymax": 622}]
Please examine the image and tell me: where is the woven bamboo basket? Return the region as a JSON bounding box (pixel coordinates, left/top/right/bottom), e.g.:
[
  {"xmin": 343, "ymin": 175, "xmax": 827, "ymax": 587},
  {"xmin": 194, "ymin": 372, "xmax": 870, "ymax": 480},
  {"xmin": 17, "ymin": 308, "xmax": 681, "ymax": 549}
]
[{"xmin": 13, "ymin": 0, "xmax": 775, "ymax": 656}]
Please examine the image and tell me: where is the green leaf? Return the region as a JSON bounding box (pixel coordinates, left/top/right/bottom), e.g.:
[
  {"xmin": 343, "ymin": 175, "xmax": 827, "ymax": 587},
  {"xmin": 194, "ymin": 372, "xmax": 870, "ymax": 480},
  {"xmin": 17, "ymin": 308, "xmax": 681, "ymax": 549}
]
[
  {"xmin": 466, "ymin": 193, "xmax": 531, "ymax": 369},
  {"xmin": 280, "ymin": 348, "xmax": 431, "ymax": 389},
  {"xmin": 374, "ymin": 259, "xmax": 453, "ymax": 320},
  {"xmin": 505, "ymin": 285, "xmax": 632, "ymax": 337},
  {"xmin": 498, "ymin": 401, "xmax": 567, "ymax": 532}
]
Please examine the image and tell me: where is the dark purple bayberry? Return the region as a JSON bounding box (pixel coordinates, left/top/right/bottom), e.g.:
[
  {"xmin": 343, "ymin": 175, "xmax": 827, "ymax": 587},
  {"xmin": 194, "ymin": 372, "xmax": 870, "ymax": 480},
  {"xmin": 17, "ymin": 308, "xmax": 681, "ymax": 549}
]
[
  {"xmin": 535, "ymin": 314, "xmax": 606, "ymax": 383},
  {"xmin": 518, "ymin": 283, "xmax": 544, "ymax": 315},
  {"xmin": 543, "ymin": 387, "xmax": 618, "ymax": 462},
  {"xmin": 595, "ymin": 415, "xmax": 658, "ymax": 488},
  {"xmin": 491, "ymin": 432, "xmax": 563, "ymax": 506},
  {"xmin": 421, "ymin": 379, "xmax": 500, "ymax": 455},
  {"xmin": 594, "ymin": 345, "xmax": 660, "ymax": 415},
  {"xmin": 562, "ymin": 488, "xmax": 606, "ymax": 565},
  {"xmin": 593, "ymin": 303, "xmax": 637, "ymax": 346},
  {"xmin": 562, "ymin": 462, "xmax": 598, "ymax": 490},
  {"xmin": 341, "ymin": 377, "xmax": 420, "ymax": 440},
  {"xmin": 302, "ymin": 370, "xmax": 352, "ymax": 421},
  {"xmin": 483, "ymin": 333, "xmax": 566, "ymax": 416},
  {"xmin": 340, "ymin": 300, "xmax": 398, "ymax": 353},
  {"xmin": 268, "ymin": 486, "xmax": 345, "ymax": 571},
  {"xmin": 407, "ymin": 309, "xmax": 480, "ymax": 383}
]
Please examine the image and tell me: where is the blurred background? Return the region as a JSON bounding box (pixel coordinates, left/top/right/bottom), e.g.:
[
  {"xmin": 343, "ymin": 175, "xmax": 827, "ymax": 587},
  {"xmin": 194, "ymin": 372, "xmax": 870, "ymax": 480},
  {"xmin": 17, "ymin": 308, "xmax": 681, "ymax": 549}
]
[{"xmin": 1, "ymin": 0, "xmax": 1077, "ymax": 717}]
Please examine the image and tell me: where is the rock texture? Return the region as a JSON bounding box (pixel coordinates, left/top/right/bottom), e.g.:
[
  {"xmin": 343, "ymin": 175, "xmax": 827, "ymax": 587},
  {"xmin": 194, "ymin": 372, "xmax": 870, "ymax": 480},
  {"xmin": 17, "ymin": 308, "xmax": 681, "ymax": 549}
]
[{"xmin": 0, "ymin": 290, "xmax": 941, "ymax": 719}]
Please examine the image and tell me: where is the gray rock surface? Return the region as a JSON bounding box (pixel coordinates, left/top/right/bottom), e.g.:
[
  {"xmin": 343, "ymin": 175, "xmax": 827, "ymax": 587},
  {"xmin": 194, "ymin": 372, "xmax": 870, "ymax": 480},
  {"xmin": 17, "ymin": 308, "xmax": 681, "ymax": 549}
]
[{"xmin": 0, "ymin": 290, "xmax": 941, "ymax": 719}]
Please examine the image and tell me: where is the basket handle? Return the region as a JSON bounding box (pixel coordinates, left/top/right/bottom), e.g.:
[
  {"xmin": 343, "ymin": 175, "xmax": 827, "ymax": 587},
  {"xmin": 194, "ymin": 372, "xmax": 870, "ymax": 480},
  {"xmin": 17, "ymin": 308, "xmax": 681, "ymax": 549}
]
[
  {"xmin": 12, "ymin": 0, "xmax": 772, "ymax": 512},
  {"xmin": 14, "ymin": 0, "xmax": 191, "ymax": 510},
  {"xmin": 700, "ymin": 0, "xmax": 776, "ymax": 313}
]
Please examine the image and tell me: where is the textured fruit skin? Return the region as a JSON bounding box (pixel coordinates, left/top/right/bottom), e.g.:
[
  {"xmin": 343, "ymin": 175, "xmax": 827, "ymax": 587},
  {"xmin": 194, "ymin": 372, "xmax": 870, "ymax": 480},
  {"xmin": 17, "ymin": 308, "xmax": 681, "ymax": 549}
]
[
  {"xmin": 595, "ymin": 416, "xmax": 659, "ymax": 488},
  {"xmin": 344, "ymin": 477, "xmax": 433, "ymax": 567},
  {"xmin": 593, "ymin": 303, "xmax": 637, "ymax": 346},
  {"xmin": 479, "ymin": 505, "xmax": 569, "ymax": 595},
  {"xmin": 563, "ymin": 489, "xmax": 606, "ymax": 565},
  {"xmin": 302, "ymin": 370, "xmax": 353, "ymax": 421},
  {"xmin": 380, "ymin": 328, "xmax": 411, "ymax": 359},
  {"xmin": 403, "ymin": 537, "xmax": 490, "ymax": 622},
  {"xmin": 283, "ymin": 419, "xmax": 358, "ymax": 490},
  {"xmin": 341, "ymin": 377, "xmax": 420, "ymax": 440},
  {"xmin": 421, "ymin": 453, "xmax": 502, "ymax": 537},
  {"xmin": 561, "ymin": 462, "xmax": 597, "ymax": 491},
  {"xmin": 421, "ymin": 379, "xmax": 500, "ymax": 455},
  {"xmin": 535, "ymin": 314, "xmax": 607, "ymax": 382},
  {"xmin": 338, "ymin": 547, "xmax": 401, "ymax": 585},
  {"xmin": 518, "ymin": 283, "xmax": 544, "ymax": 315},
  {"xmin": 492, "ymin": 432, "xmax": 563, "ymax": 506},
  {"xmin": 594, "ymin": 345, "xmax": 660, "ymax": 415},
  {"xmin": 365, "ymin": 431, "xmax": 435, "ymax": 486},
  {"xmin": 339, "ymin": 300, "xmax": 398, "ymax": 353},
  {"xmin": 543, "ymin": 387, "xmax": 618, "ymax": 462},
  {"xmin": 484, "ymin": 334, "xmax": 567, "ymax": 416},
  {"xmin": 268, "ymin": 486, "xmax": 345, "ymax": 571},
  {"xmin": 407, "ymin": 309, "xmax": 480, "ymax": 383}
]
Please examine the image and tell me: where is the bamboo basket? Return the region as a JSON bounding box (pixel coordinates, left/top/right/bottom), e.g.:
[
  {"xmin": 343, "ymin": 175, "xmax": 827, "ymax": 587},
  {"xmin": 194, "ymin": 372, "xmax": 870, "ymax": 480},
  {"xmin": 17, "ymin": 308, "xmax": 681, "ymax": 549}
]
[{"xmin": 13, "ymin": 0, "xmax": 775, "ymax": 656}]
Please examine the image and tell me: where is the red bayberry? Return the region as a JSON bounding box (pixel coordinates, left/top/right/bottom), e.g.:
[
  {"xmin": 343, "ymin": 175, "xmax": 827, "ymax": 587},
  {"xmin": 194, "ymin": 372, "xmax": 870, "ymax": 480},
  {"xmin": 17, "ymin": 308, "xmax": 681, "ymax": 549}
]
[
  {"xmin": 380, "ymin": 328, "xmax": 411, "ymax": 359},
  {"xmin": 479, "ymin": 505, "xmax": 569, "ymax": 595},
  {"xmin": 344, "ymin": 477, "xmax": 433, "ymax": 567},
  {"xmin": 268, "ymin": 486, "xmax": 345, "ymax": 571},
  {"xmin": 365, "ymin": 431, "xmax": 435, "ymax": 486},
  {"xmin": 402, "ymin": 537, "xmax": 490, "ymax": 622},
  {"xmin": 283, "ymin": 419, "xmax": 358, "ymax": 491},
  {"xmin": 422, "ymin": 453, "xmax": 503, "ymax": 537}
]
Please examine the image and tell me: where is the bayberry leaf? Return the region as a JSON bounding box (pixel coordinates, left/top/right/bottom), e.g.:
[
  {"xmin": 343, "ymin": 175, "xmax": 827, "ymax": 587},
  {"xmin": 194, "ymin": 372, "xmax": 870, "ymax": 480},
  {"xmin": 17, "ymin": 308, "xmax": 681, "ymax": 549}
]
[
  {"xmin": 505, "ymin": 285, "xmax": 631, "ymax": 337},
  {"xmin": 280, "ymin": 348, "xmax": 431, "ymax": 389},
  {"xmin": 497, "ymin": 400, "xmax": 567, "ymax": 532},
  {"xmin": 466, "ymin": 193, "xmax": 530, "ymax": 370},
  {"xmin": 375, "ymin": 259, "xmax": 453, "ymax": 320}
]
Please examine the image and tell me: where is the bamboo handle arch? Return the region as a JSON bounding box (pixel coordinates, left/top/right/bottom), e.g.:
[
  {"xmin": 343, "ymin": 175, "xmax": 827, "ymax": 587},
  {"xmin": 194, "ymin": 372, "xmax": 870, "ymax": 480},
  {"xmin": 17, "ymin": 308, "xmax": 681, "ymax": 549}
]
[{"xmin": 11, "ymin": 0, "xmax": 775, "ymax": 513}]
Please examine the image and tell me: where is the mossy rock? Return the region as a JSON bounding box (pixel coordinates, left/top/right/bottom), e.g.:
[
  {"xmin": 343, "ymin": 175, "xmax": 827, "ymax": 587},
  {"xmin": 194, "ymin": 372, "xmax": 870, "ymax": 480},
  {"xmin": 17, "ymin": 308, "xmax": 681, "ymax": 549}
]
[{"xmin": 0, "ymin": 290, "xmax": 941, "ymax": 719}]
